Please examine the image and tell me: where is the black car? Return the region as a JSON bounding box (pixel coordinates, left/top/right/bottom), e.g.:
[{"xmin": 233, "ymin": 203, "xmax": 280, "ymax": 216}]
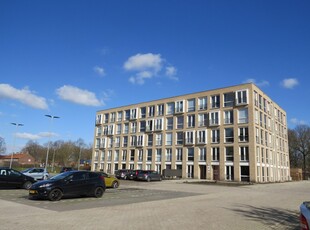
[
  {"xmin": 125, "ymin": 170, "xmax": 144, "ymax": 180},
  {"xmin": 0, "ymin": 167, "xmax": 36, "ymax": 189},
  {"xmin": 60, "ymin": 167, "xmax": 74, "ymax": 173},
  {"xmin": 28, "ymin": 170, "xmax": 106, "ymax": 201},
  {"xmin": 136, "ymin": 170, "xmax": 162, "ymax": 182},
  {"xmin": 115, "ymin": 169, "xmax": 131, "ymax": 179}
]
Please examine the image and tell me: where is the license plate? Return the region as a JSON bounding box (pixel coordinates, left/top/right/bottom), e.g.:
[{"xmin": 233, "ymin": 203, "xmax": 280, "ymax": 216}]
[{"xmin": 29, "ymin": 190, "xmax": 37, "ymax": 194}]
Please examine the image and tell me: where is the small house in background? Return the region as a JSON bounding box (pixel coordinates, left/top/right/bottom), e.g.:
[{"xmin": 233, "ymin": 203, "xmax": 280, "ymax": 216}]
[{"xmin": 0, "ymin": 152, "xmax": 35, "ymax": 166}]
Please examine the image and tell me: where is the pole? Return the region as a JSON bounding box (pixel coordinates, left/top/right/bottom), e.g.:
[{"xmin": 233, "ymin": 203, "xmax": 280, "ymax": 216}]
[
  {"xmin": 44, "ymin": 115, "xmax": 59, "ymax": 172},
  {"xmin": 10, "ymin": 123, "xmax": 24, "ymax": 168}
]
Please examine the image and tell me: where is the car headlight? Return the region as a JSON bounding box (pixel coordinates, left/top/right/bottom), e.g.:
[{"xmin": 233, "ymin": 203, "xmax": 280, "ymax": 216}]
[{"xmin": 39, "ymin": 183, "xmax": 52, "ymax": 188}]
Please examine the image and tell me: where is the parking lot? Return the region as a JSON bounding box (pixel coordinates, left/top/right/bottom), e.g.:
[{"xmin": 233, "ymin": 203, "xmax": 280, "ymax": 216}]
[{"xmin": 0, "ymin": 179, "xmax": 308, "ymax": 230}]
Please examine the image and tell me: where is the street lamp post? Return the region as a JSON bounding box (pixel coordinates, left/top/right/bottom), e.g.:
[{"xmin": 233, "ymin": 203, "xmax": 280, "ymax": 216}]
[
  {"xmin": 44, "ymin": 115, "xmax": 60, "ymax": 172},
  {"xmin": 10, "ymin": 123, "xmax": 24, "ymax": 168}
]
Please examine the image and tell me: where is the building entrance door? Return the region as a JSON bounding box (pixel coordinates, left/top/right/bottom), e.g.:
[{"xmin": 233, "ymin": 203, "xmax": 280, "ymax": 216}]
[{"xmin": 199, "ymin": 165, "xmax": 206, "ymax": 179}]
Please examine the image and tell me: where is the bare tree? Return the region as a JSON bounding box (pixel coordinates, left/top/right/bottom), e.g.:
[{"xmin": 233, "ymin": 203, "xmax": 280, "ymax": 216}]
[
  {"xmin": 288, "ymin": 125, "xmax": 310, "ymax": 179},
  {"xmin": 22, "ymin": 140, "xmax": 46, "ymax": 166}
]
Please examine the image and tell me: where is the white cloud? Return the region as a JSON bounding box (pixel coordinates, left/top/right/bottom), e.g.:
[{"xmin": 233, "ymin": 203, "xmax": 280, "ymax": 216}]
[
  {"xmin": 124, "ymin": 53, "xmax": 178, "ymax": 85},
  {"xmin": 165, "ymin": 66, "xmax": 178, "ymax": 81},
  {"xmin": 290, "ymin": 118, "xmax": 306, "ymax": 125},
  {"xmin": 16, "ymin": 132, "xmax": 58, "ymax": 140},
  {"xmin": 0, "ymin": 84, "xmax": 48, "ymax": 109},
  {"xmin": 56, "ymin": 85, "xmax": 103, "ymax": 106},
  {"xmin": 93, "ymin": 66, "xmax": 105, "ymax": 76},
  {"xmin": 281, "ymin": 78, "xmax": 299, "ymax": 89},
  {"xmin": 243, "ymin": 79, "xmax": 269, "ymax": 87}
]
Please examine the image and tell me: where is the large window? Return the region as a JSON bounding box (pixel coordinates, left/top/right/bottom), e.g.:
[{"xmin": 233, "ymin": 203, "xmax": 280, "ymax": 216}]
[
  {"xmin": 187, "ymin": 148, "xmax": 194, "ymax": 161},
  {"xmin": 176, "ymin": 132, "xmax": 183, "ymax": 145},
  {"xmin": 240, "ymin": 146, "xmax": 249, "ymax": 161},
  {"xmin": 154, "ymin": 118, "xmax": 163, "ymax": 131},
  {"xmin": 211, "ymin": 95, "xmax": 220, "ymax": 108},
  {"xmin": 176, "ymin": 148, "xmax": 183, "ymax": 161},
  {"xmin": 225, "ymin": 146, "xmax": 234, "ymax": 162},
  {"xmin": 209, "ymin": 111, "xmax": 220, "ymax": 125},
  {"xmin": 212, "ymin": 147, "xmax": 220, "ymax": 161},
  {"xmin": 236, "ymin": 89, "xmax": 248, "ymax": 105},
  {"xmin": 224, "ymin": 110, "xmax": 234, "ymax": 124},
  {"xmin": 199, "ymin": 147, "xmax": 206, "ymax": 161},
  {"xmin": 198, "ymin": 97, "xmax": 207, "ymax": 110},
  {"xmin": 187, "ymin": 98, "xmax": 196, "ymax": 112},
  {"xmin": 187, "ymin": 115, "xmax": 195, "ymax": 128},
  {"xmin": 211, "ymin": 129, "xmax": 220, "ymax": 143},
  {"xmin": 147, "ymin": 149, "xmax": 152, "ymax": 161},
  {"xmin": 225, "ymin": 128, "xmax": 234, "ymax": 143},
  {"xmin": 147, "ymin": 134, "xmax": 153, "ymax": 146},
  {"xmin": 198, "ymin": 113, "xmax": 207, "ymax": 127},
  {"xmin": 140, "ymin": 121, "xmax": 146, "ymax": 132},
  {"xmin": 156, "ymin": 149, "xmax": 162, "ymax": 162},
  {"xmin": 197, "ymin": 130, "xmax": 207, "ymax": 144},
  {"xmin": 176, "ymin": 116, "xmax": 184, "ymax": 129},
  {"xmin": 156, "ymin": 133, "xmax": 162, "ymax": 146},
  {"xmin": 157, "ymin": 104, "xmax": 164, "ymax": 116},
  {"xmin": 185, "ymin": 131, "xmax": 194, "ymax": 145},
  {"xmin": 166, "ymin": 117, "xmax": 173, "ymax": 130},
  {"xmin": 165, "ymin": 148, "xmax": 172, "ymax": 161},
  {"xmin": 239, "ymin": 127, "xmax": 249, "ymax": 142},
  {"xmin": 238, "ymin": 108, "xmax": 248, "ymax": 123},
  {"xmin": 166, "ymin": 102, "xmax": 175, "ymax": 115},
  {"xmin": 224, "ymin": 92, "xmax": 234, "ymax": 107},
  {"xmin": 140, "ymin": 107, "xmax": 146, "ymax": 118},
  {"xmin": 165, "ymin": 133, "xmax": 173, "ymax": 146},
  {"xmin": 175, "ymin": 100, "xmax": 184, "ymax": 113},
  {"xmin": 148, "ymin": 105, "xmax": 155, "ymax": 117}
]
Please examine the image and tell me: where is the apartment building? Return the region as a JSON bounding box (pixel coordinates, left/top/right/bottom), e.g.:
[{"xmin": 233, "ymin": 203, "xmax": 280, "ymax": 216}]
[{"xmin": 92, "ymin": 83, "xmax": 290, "ymax": 183}]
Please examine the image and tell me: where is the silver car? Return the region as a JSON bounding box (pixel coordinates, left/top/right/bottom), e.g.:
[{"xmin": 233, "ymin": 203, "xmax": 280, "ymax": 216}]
[
  {"xmin": 300, "ymin": 201, "xmax": 310, "ymax": 230},
  {"xmin": 22, "ymin": 168, "xmax": 49, "ymax": 180}
]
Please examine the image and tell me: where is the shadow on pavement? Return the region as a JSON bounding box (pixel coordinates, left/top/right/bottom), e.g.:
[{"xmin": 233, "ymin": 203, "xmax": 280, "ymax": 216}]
[{"xmin": 228, "ymin": 204, "xmax": 299, "ymax": 229}]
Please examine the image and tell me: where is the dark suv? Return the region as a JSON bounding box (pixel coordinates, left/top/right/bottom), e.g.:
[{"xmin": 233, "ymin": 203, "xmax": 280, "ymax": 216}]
[
  {"xmin": 0, "ymin": 167, "xmax": 36, "ymax": 189},
  {"xmin": 115, "ymin": 169, "xmax": 131, "ymax": 179},
  {"xmin": 28, "ymin": 171, "xmax": 106, "ymax": 201},
  {"xmin": 136, "ymin": 170, "xmax": 162, "ymax": 182}
]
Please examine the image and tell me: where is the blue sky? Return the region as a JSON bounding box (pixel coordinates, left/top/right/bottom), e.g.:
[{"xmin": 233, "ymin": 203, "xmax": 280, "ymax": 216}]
[{"xmin": 1, "ymin": 0, "xmax": 309, "ymax": 154}]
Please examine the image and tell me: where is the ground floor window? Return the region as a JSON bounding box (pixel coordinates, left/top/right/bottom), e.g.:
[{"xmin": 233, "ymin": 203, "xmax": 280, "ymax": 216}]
[
  {"xmin": 240, "ymin": 166, "xmax": 249, "ymax": 182},
  {"xmin": 226, "ymin": 166, "xmax": 234, "ymax": 181}
]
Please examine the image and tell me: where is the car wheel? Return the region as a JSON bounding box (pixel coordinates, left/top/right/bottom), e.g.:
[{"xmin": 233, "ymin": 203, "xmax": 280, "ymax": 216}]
[
  {"xmin": 94, "ymin": 187, "xmax": 105, "ymax": 198},
  {"xmin": 23, "ymin": 181, "xmax": 32, "ymax": 190},
  {"xmin": 147, "ymin": 177, "xmax": 151, "ymax": 182},
  {"xmin": 48, "ymin": 189, "xmax": 63, "ymax": 201},
  {"xmin": 112, "ymin": 181, "xmax": 119, "ymax": 189}
]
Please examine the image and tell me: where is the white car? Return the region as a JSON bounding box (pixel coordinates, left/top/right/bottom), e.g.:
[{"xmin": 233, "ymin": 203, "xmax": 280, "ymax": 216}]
[
  {"xmin": 300, "ymin": 201, "xmax": 310, "ymax": 230},
  {"xmin": 21, "ymin": 168, "xmax": 49, "ymax": 180}
]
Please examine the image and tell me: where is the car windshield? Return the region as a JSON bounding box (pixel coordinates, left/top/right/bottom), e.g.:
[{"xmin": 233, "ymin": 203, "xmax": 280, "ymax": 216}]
[
  {"xmin": 21, "ymin": 168, "xmax": 33, "ymax": 173},
  {"xmin": 50, "ymin": 171, "xmax": 74, "ymax": 180}
]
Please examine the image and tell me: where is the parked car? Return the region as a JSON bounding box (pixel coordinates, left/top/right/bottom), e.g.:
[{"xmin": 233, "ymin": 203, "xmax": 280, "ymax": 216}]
[
  {"xmin": 300, "ymin": 201, "xmax": 310, "ymax": 230},
  {"xmin": 21, "ymin": 168, "xmax": 49, "ymax": 180},
  {"xmin": 60, "ymin": 167, "xmax": 74, "ymax": 173},
  {"xmin": 125, "ymin": 170, "xmax": 143, "ymax": 180},
  {"xmin": 0, "ymin": 167, "xmax": 36, "ymax": 189},
  {"xmin": 98, "ymin": 172, "xmax": 119, "ymax": 188},
  {"xmin": 115, "ymin": 169, "xmax": 131, "ymax": 180},
  {"xmin": 136, "ymin": 170, "xmax": 162, "ymax": 182},
  {"xmin": 28, "ymin": 170, "xmax": 106, "ymax": 201}
]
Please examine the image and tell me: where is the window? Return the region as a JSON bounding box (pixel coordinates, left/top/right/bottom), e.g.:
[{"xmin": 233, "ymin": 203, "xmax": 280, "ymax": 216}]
[
  {"xmin": 154, "ymin": 118, "xmax": 163, "ymax": 131},
  {"xmin": 123, "ymin": 136, "xmax": 128, "ymax": 147},
  {"xmin": 236, "ymin": 89, "xmax": 248, "ymax": 105},
  {"xmin": 140, "ymin": 107, "xmax": 146, "ymax": 118},
  {"xmin": 110, "ymin": 112, "xmax": 116, "ymax": 122},
  {"xmin": 130, "ymin": 135, "xmax": 137, "ymax": 147},
  {"xmin": 239, "ymin": 127, "xmax": 249, "ymax": 142},
  {"xmin": 212, "ymin": 147, "xmax": 220, "ymax": 161},
  {"xmin": 130, "ymin": 108, "xmax": 137, "ymax": 120},
  {"xmin": 156, "ymin": 149, "xmax": 162, "ymax": 162},
  {"xmin": 225, "ymin": 128, "xmax": 234, "ymax": 143},
  {"xmin": 115, "ymin": 137, "xmax": 120, "ymax": 147},
  {"xmin": 240, "ymin": 146, "xmax": 249, "ymax": 161},
  {"xmin": 175, "ymin": 100, "xmax": 184, "ymax": 113},
  {"xmin": 224, "ymin": 92, "xmax": 234, "ymax": 107},
  {"xmin": 137, "ymin": 135, "xmax": 144, "ymax": 146},
  {"xmin": 156, "ymin": 133, "xmax": 162, "ymax": 146},
  {"xmin": 238, "ymin": 108, "xmax": 248, "ymax": 123},
  {"xmin": 146, "ymin": 120, "xmax": 153, "ymax": 132},
  {"xmin": 187, "ymin": 115, "xmax": 195, "ymax": 128},
  {"xmin": 166, "ymin": 148, "xmax": 172, "ymax": 161},
  {"xmin": 140, "ymin": 121, "xmax": 146, "ymax": 132},
  {"xmin": 122, "ymin": 150, "xmax": 127, "ymax": 161},
  {"xmin": 107, "ymin": 150, "xmax": 112, "ymax": 161},
  {"xmin": 187, "ymin": 98, "xmax": 196, "ymax": 112},
  {"xmin": 124, "ymin": 110, "xmax": 130, "ymax": 121},
  {"xmin": 117, "ymin": 111, "xmax": 122, "ymax": 122},
  {"xmin": 137, "ymin": 149, "xmax": 143, "ymax": 161},
  {"xmin": 225, "ymin": 146, "xmax": 234, "ymax": 162},
  {"xmin": 198, "ymin": 113, "xmax": 207, "ymax": 127},
  {"xmin": 148, "ymin": 105, "xmax": 155, "ymax": 117},
  {"xmin": 104, "ymin": 113, "xmax": 109, "ymax": 123},
  {"xmin": 130, "ymin": 150, "xmax": 135, "ymax": 161},
  {"xmin": 176, "ymin": 116, "xmax": 184, "ymax": 129},
  {"xmin": 166, "ymin": 102, "xmax": 175, "ymax": 115},
  {"xmin": 147, "ymin": 149, "xmax": 152, "ymax": 161},
  {"xmin": 224, "ymin": 110, "xmax": 233, "ymax": 124},
  {"xmin": 187, "ymin": 148, "xmax": 194, "ymax": 161},
  {"xmin": 116, "ymin": 124, "xmax": 121, "ymax": 135},
  {"xmin": 165, "ymin": 133, "xmax": 173, "ymax": 146},
  {"xmin": 185, "ymin": 131, "xmax": 194, "ymax": 145},
  {"xmin": 157, "ymin": 104, "xmax": 164, "ymax": 116},
  {"xmin": 147, "ymin": 134, "xmax": 153, "ymax": 146},
  {"xmin": 96, "ymin": 126, "xmax": 102, "ymax": 136},
  {"xmin": 123, "ymin": 123, "xmax": 129, "ymax": 134},
  {"xmin": 131, "ymin": 122, "xmax": 137, "ymax": 133},
  {"xmin": 209, "ymin": 111, "xmax": 220, "ymax": 125},
  {"xmin": 199, "ymin": 147, "xmax": 206, "ymax": 161},
  {"xmin": 176, "ymin": 148, "xmax": 183, "ymax": 161},
  {"xmin": 176, "ymin": 132, "xmax": 183, "ymax": 145},
  {"xmin": 96, "ymin": 114, "xmax": 102, "ymax": 124},
  {"xmin": 198, "ymin": 97, "xmax": 207, "ymax": 110},
  {"xmin": 114, "ymin": 150, "xmax": 119, "ymax": 161},
  {"xmin": 108, "ymin": 137, "xmax": 113, "ymax": 148},
  {"xmin": 211, "ymin": 129, "xmax": 220, "ymax": 143},
  {"xmin": 197, "ymin": 130, "xmax": 207, "ymax": 144},
  {"xmin": 211, "ymin": 95, "xmax": 220, "ymax": 108},
  {"xmin": 166, "ymin": 117, "xmax": 173, "ymax": 130}
]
